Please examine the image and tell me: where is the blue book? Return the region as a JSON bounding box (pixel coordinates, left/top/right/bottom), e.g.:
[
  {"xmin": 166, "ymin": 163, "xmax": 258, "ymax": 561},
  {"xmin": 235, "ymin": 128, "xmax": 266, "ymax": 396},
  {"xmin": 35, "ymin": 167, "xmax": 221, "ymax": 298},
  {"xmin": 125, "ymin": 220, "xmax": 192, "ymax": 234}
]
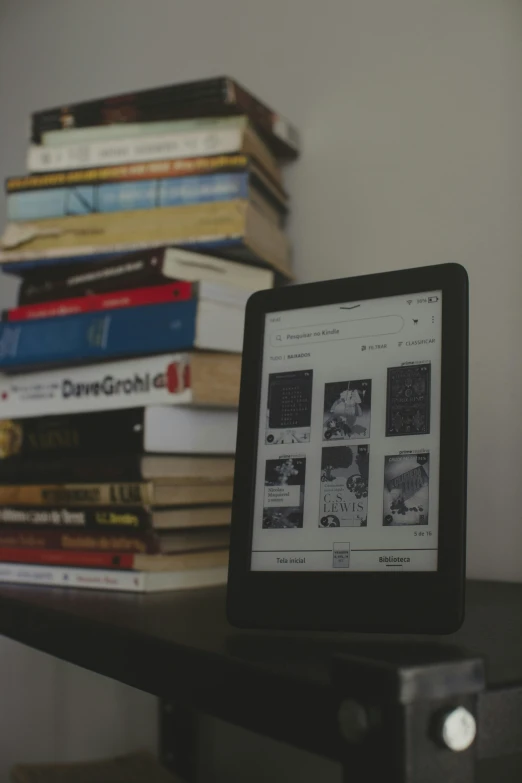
[
  {"xmin": 0, "ymin": 297, "xmax": 244, "ymax": 370},
  {"xmin": 7, "ymin": 172, "xmax": 250, "ymax": 221}
]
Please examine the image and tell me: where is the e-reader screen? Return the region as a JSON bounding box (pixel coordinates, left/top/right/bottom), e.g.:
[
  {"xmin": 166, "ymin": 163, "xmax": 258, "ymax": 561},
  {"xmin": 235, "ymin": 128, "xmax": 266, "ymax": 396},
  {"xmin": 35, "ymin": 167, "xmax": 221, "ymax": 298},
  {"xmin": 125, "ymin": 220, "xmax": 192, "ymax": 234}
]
[{"xmin": 251, "ymin": 291, "xmax": 442, "ymax": 573}]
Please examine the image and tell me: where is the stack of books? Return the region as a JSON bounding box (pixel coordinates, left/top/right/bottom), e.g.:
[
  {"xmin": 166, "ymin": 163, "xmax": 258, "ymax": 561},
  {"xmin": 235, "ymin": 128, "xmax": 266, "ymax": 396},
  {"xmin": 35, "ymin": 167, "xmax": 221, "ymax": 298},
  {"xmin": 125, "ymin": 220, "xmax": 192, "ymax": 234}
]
[{"xmin": 0, "ymin": 76, "xmax": 299, "ymax": 592}]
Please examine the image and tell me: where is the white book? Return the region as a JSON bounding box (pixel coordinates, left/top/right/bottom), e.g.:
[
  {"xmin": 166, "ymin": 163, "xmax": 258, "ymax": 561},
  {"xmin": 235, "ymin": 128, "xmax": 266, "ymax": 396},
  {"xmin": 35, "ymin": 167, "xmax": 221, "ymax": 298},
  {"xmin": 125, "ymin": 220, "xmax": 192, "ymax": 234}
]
[
  {"xmin": 0, "ymin": 351, "xmax": 241, "ymax": 418},
  {"xmin": 143, "ymin": 406, "xmax": 237, "ymax": 454},
  {"xmin": 27, "ymin": 121, "xmax": 249, "ymax": 173},
  {"xmin": 41, "ymin": 115, "xmax": 245, "ymax": 146},
  {"xmin": 0, "ymin": 562, "xmax": 228, "ymax": 593},
  {"xmin": 159, "ymin": 247, "xmax": 274, "ymax": 291}
]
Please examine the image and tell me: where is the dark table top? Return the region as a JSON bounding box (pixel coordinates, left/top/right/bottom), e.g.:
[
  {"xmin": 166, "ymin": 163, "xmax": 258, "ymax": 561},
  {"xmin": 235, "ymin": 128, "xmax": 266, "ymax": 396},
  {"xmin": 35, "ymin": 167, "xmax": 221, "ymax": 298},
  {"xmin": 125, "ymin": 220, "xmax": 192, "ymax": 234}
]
[{"xmin": 0, "ymin": 579, "xmax": 517, "ymax": 760}]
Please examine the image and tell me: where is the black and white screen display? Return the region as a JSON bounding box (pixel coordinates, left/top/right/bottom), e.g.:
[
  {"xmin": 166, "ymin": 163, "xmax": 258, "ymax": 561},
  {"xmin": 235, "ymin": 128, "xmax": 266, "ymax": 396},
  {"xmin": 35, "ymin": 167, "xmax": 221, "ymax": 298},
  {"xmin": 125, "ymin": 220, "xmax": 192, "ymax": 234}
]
[{"xmin": 251, "ymin": 291, "xmax": 442, "ymax": 572}]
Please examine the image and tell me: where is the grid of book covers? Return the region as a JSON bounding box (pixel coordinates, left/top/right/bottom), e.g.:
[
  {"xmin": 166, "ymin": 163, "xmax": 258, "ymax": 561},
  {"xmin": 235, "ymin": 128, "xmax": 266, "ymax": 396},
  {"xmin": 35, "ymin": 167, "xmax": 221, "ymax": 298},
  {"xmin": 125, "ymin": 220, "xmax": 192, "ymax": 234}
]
[{"xmin": 258, "ymin": 355, "xmax": 434, "ymax": 570}]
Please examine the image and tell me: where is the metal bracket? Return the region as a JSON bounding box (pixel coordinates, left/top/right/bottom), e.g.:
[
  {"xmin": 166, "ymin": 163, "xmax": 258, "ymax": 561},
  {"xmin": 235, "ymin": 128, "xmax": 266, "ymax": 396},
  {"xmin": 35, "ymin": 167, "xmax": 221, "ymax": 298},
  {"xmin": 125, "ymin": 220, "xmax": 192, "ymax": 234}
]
[{"xmin": 332, "ymin": 645, "xmax": 485, "ymax": 783}]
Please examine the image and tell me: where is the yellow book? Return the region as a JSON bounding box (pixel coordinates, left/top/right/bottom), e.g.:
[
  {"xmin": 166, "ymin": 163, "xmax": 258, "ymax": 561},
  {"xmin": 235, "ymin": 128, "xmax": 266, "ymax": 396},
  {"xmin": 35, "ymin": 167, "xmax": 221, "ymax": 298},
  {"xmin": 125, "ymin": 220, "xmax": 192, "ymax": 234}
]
[
  {"xmin": 0, "ymin": 482, "xmax": 234, "ymax": 507},
  {"xmin": 0, "ymin": 199, "xmax": 291, "ymax": 278}
]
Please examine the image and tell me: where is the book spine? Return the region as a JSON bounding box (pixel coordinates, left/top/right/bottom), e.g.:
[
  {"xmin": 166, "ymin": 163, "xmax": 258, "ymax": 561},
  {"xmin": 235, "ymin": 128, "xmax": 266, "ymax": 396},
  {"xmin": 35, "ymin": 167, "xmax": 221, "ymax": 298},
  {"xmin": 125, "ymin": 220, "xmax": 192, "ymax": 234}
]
[
  {"xmin": 0, "ymin": 506, "xmax": 152, "ymax": 530},
  {"xmin": 0, "ymin": 483, "xmax": 153, "ymax": 506},
  {"xmin": 0, "ymin": 408, "xmax": 144, "ymax": 458},
  {"xmin": 231, "ymin": 81, "xmax": 300, "ymax": 156},
  {"xmin": 0, "ymin": 456, "xmax": 147, "ymax": 484},
  {"xmin": 18, "ymin": 248, "xmax": 168, "ymax": 304},
  {"xmin": 0, "ymin": 200, "xmax": 251, "ymax": 267},
  {"xmin": 30, "ymin": 77, "xmax": 228, "ymax": 141},
  {"xmin": 6, "ymin": 281, "xmax": 193, "ymax": 321},
  {"xmin": 0, "ymin": 528, "xmax": 158, "ymax": 553},
  {"xmin": 0, "ymin": 563, "xmax": 145, "ymax": 591},
  {"xmin": 7, "ymin": 172, "xmax": 250, "ymax": 221},
  {"xmin": 6, "ymin": 155, "xmax": 249, "ymax": 193},
  {"xmin": 29, "ymin": 77, "xmax": 299, "ymax": 158},
  {"xmin": 26, "ymin": 127, "xmax": 244, "ymax": 173},
  {"xmin": 0, "ymin": 546, "xmax": 136, "ymax": 569},
  {"xmin": 0, "ymin": 299, "xmax": 199, "ymax": 369},
  {"xmin": 0, "ymin": 353, "xmax": 193, "ymax": 418}
]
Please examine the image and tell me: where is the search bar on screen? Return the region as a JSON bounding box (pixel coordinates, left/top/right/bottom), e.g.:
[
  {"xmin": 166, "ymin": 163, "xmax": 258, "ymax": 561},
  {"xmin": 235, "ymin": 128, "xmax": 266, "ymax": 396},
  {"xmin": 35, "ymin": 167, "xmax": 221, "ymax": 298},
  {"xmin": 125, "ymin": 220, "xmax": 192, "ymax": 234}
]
[{"xmin": 271, "ymin": 315, "xmax": 404, "ymax": 347}]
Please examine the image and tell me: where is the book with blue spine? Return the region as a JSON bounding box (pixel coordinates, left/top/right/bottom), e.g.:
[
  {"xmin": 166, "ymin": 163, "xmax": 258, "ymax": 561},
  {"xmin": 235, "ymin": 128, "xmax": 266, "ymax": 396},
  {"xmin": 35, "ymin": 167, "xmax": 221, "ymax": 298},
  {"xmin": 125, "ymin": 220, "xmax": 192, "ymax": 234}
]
[
  {"xmin": 0, "ymin": 285, "xmax": 246, "ymax": 370},
  {"xmin": 6, "ymin": 171, "xmax": 286, "ymax": 222}
]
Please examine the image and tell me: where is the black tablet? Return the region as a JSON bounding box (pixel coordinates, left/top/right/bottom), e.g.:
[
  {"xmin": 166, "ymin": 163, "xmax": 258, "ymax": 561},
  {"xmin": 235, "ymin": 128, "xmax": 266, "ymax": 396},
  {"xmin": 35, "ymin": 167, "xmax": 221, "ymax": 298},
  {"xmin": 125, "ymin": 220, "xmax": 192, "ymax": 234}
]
[{"xmin": 227, "ymin": 263, "xmax": 468, "ymax": 633}]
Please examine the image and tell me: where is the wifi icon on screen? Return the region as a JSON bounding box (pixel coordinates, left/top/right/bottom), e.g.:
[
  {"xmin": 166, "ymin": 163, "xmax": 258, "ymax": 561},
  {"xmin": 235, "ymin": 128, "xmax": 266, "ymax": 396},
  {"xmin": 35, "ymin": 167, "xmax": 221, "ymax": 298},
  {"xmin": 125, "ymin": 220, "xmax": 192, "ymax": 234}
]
[{"xmin": 407, "ymin": 300, "xmax": 412, "ymax": 305}]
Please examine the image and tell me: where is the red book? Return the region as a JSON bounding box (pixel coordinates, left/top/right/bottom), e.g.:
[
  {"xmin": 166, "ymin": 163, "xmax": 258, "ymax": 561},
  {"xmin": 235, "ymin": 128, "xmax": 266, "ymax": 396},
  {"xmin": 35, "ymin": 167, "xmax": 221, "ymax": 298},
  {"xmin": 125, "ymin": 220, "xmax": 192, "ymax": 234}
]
[
  {"xmin": 0, "ymin": 528, "xmax": 156, "ymax": 554},
  {"xmin": 0, "ymin": 547, "xmax": 135, "ymax": 569},
  {"xmin": 6, "ymin": 281, "xmax": 193, "ymax": 322},
  {"xmin": 0, "ymin": 546, "xmax": 226, "ymax": 572}
]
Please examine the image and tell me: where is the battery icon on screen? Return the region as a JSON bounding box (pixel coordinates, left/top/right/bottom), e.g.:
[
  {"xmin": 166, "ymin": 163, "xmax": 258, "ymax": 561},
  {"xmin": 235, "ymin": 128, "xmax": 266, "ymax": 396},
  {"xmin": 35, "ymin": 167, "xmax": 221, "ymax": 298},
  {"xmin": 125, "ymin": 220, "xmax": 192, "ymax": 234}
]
[{"xmin": 428, "ymin": 296, "xmax": 439, "ymax": 303}]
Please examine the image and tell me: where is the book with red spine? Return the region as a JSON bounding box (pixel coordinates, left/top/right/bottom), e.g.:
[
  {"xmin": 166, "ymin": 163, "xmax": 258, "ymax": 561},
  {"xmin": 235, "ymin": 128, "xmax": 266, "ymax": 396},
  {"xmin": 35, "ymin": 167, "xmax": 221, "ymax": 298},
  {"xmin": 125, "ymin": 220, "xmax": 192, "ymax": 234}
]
[
  {"xmin": 0, "ymin": 526, "xmax": 230, "ymax": 554},
  {"xmin": 0, "ymin": 546, "xmax": 228, "ymax": 571},
  {"xmin": 4, "ymin": 281, "xmax": 193, "ymax": 322}
]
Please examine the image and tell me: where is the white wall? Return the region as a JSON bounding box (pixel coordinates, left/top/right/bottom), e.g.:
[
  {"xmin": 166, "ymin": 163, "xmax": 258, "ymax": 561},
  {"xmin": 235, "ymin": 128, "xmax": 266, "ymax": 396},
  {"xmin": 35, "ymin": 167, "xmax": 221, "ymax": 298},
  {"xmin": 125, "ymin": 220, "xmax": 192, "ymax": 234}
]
[{"xmin": 0, "ymin": 0, "xmax": 521, "ymax": 778}]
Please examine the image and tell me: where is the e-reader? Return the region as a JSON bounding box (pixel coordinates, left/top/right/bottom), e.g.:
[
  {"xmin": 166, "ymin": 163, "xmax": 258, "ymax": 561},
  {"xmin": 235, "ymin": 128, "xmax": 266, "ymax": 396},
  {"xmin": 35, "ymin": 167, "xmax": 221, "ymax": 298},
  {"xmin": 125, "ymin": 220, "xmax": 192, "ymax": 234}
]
[{"xmin": 227, "ymin": 263, "xmax": 468, "ymax": 633}]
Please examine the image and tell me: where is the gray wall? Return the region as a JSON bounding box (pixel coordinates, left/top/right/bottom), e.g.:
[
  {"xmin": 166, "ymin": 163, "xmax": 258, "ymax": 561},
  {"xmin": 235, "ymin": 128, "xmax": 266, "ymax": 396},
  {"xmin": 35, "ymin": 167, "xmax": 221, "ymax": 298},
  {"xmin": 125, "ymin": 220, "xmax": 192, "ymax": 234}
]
[{"xmin": 0, "ymin": 0, "xmax": 521, "ymax": 779}]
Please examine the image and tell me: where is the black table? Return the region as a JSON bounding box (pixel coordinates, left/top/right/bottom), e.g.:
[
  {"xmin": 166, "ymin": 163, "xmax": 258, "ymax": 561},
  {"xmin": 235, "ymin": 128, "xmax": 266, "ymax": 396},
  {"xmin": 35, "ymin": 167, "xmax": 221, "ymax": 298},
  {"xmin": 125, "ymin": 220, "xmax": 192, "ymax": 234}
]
[{"xmin": 0, "ymin": 579, "xmax": 520, "ymax": 782}]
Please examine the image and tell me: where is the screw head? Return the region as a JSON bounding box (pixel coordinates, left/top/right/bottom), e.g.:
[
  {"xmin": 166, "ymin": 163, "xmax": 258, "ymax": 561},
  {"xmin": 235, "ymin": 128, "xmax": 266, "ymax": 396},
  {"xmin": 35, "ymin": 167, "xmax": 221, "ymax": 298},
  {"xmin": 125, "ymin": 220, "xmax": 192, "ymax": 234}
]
[
  {"xmin": 440, "ymin": 707, "xmax": 476, "ymax": 752},
  {"xmin": 338, "ymin": 699, "xmax": 369, "ymax": 744}
]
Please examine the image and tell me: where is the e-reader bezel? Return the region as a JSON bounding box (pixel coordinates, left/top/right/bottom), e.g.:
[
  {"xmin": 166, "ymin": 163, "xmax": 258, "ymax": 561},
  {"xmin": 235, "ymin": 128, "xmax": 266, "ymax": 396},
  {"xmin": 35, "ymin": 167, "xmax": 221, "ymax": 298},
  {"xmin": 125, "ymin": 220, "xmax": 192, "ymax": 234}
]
[{"xmin": 227, "ymin": 263, "xmax": 468, "ymax": 633}]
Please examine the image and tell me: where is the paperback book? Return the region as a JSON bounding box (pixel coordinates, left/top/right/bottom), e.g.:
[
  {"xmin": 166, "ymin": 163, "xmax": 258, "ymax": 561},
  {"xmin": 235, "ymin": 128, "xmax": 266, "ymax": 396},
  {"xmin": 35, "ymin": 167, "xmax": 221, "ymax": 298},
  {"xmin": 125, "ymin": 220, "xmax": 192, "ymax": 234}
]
[
  {"xmin": 15, "ymin": 246, "xmax": 275, "ymax": 301},
  {"xmin": 0, "ymin": 352, "xmax": 241, "ymax": 417},
  {"xmin": 0, "ymin": 525, "xmax": 230, "ymax": 555},
  {"xmin": 0, "ymin": 200, "xmax": 291, "ymax": 278},
  {"xmin": 0, "ymin": 481, "xmax": 234, "ymax": 507},
  {"xmin": 0, "ymin": 295, "xmax": 245, "ymax": 370},
  {"xmin": 7, "ymin": 170, "xmax": 285, "ymax": 226},
  {"xmin": 0, "ymin": 504, "xmax": 231, "ymax": 531},
  {"xmin": 0, "ymin": 561, "xmax": 228, "ymax": 592},
  {"xmin": 30, "ymin": 75, "xmax": 300, "ymax": 158}
]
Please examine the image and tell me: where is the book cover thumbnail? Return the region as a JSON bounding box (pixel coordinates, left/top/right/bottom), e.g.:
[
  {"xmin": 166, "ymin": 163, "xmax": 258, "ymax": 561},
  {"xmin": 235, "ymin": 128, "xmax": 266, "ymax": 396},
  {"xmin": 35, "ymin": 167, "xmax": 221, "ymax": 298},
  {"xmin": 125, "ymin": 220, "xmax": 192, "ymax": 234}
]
[
  {"xmin": 323, "ymin": 379, "xmax": 372, "ymax": 441},
  {"xmin": 265, "ymin": 370, "xmax": 313, "ymax": 444},
  {"xmin": 386, "ymin": 363, "xmax": 431, "ymax": 436},
  {"xmin": 383, "ymin": 453, "xmax": 429, "ymax": 526},
  {"xmin": 319, "ymin": 445, "xmax": 369, "ymax": 527},
  {"xmin": 263, "ymin": 457, "xmax": 306, "ymax": 529}
]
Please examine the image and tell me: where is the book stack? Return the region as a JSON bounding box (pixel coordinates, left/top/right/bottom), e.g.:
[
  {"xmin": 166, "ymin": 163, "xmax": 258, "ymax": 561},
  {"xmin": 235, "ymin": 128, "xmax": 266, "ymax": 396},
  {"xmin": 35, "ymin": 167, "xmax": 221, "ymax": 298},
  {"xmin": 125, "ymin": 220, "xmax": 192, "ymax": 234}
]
[{"xmin": 0, "ymin": 76, "xmax": 299, "ymax": 592}]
